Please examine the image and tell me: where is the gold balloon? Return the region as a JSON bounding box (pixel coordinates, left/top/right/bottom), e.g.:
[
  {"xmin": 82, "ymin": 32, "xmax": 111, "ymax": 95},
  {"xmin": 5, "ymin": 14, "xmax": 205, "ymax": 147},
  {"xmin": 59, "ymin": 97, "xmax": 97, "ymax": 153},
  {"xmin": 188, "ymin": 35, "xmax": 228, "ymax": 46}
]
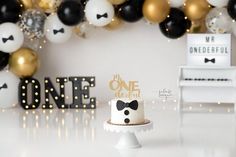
[
  {"xmin": 9, "ymin": 48, "xmax": 40, "ymax": 78},
  {"xmin": 35, "ymin": 0, "xmax": 62, "ymax": 12},
  {"xmin": 142, "ymin": 0, "xmax": 170, "ymax": 23},
  {"xmin": 104, "ymin": 16, "xmax": 123, "ymax": 30},
  {"xmin": 109, "ymin": 0, "xmax": 126, "ymax": 5},
  {"xmin": 184, "ymin": 0, "xmax": 211, "ymax": 21},
  {"xmin": 20, "ymin": 0, "xmax": 34, "ymax": 9},
  {"xmin": 188, "ymin": 19, "xmax": 207, "ymax": 33}
]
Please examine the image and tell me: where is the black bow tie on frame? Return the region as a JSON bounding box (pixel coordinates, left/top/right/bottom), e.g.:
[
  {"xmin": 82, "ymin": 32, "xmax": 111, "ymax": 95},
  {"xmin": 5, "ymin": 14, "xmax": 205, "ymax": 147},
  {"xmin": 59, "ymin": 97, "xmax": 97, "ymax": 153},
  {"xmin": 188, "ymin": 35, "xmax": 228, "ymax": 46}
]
[
  {"xmin": 0, "ymin": 83, "xmax": 7, "ymax": 90},
  {"xmin": 2, "ymin": 35, "xmax": 14, "ymax": 43},
  {"xmin": 96, "ymin": 13, "xmax": 108, "ymax": 19},
  {"xmin": 204, "ymin": 58, "xmax": 215, "ymax": 63},
  {"xmin": 116, "ymin": 100, "xmax": 138, "ymax": 111},
  {"xmin": 53, "ymin": 28, "xmax": 65, "ymax": 35}
]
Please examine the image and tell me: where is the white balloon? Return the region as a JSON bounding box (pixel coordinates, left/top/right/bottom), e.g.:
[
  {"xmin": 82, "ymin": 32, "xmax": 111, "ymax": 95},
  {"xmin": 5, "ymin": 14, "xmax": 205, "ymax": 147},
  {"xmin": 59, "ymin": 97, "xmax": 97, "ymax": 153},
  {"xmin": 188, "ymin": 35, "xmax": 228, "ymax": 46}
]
[
  {"xmin": 85, "ymin": 0, "xmax": 114, "ymax": 27},
  {"xmin": 44, "ymin": 14, "xmax": 72, "ymax": 43},
  {"xmin": 0, "ymin": 71, "xmax": 19, "ymax": 108},
  {"xmin": 206, "ymin": 8, "xmax": 232, "ymax": 34},
  {"xmin": 169, "ymin": 0, "xmax": 184, "ymax": 7},
  {"xmin": 0, "ymin": 23, "xmax": 24, "ymax": 53},
  {"xmin": 207, "ymin": 0, "xmax": 229, "ymax": 7}
]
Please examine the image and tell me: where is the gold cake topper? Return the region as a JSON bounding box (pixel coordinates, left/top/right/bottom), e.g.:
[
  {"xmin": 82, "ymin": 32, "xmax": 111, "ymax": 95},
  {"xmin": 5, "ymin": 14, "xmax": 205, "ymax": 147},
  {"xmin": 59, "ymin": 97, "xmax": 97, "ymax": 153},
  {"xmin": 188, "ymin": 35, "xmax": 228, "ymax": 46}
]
[{"xmin": 109, "ymin": 74, "xmax": 141, "ymax": 99}]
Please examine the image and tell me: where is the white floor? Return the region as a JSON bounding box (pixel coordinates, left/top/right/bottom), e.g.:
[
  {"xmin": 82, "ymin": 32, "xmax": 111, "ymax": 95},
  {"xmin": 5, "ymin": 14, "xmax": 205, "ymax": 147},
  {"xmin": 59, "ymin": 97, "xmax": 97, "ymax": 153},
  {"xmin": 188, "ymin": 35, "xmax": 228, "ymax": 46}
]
[{"xmin": 0, "ymin": 101, "xmax": 235, "ymax": 157}]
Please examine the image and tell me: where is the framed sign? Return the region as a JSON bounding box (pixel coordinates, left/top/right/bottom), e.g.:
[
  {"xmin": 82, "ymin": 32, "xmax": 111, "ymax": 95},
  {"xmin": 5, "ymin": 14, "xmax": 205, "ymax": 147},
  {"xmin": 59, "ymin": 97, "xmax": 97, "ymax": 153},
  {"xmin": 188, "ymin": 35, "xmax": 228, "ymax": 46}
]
[{"xmin": 187, "ymin": 34, "xmax": 231, "ymax": 66}]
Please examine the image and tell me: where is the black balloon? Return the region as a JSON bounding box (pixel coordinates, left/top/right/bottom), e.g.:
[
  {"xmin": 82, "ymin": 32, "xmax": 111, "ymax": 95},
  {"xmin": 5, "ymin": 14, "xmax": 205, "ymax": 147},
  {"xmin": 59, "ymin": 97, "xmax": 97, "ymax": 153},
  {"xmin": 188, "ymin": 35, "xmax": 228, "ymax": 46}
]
[
  {"xmin": 80, "ymin": 0, "xmax": 88, "ymax": 6},
  {"xmin": 57, "ymin": 1, "xmax": 85, "ymax": 26},
  {"xmin": 0, "ymin": 51, "xmax": 10, "ymax": 71},
  {"xmin": 118, "ymin": 0, "xmax": 144, "ymax": 22},
  {"xmin": 159, "ymin": 8, "xmax": 190, "ymax": 39},
  {"xmin": 227, "ymin": 0, "xmax": 236, "ymax": 20},
  {"xmin": 0, "ymin": 0, "xmax": 22, "ymax": 24}
]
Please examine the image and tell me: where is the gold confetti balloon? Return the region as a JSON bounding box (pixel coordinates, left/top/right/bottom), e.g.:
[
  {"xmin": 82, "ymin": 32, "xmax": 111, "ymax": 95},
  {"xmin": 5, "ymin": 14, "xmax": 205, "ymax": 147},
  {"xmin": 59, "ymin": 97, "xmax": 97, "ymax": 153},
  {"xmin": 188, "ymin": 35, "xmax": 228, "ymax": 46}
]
[
  {"xmin": 74, "ymin": 21, "xmax": 94, "ymax": 38},
  {"xmin": 19, "ymin": 9, "xmax": 47, "ymax": 39},
  {"xmin": 9, "ymin": 48, "xmax": 40, "ymax": 78},
  {"xmin": 205, "ymin": 8, "xmax": 232, "ymax": 34}
]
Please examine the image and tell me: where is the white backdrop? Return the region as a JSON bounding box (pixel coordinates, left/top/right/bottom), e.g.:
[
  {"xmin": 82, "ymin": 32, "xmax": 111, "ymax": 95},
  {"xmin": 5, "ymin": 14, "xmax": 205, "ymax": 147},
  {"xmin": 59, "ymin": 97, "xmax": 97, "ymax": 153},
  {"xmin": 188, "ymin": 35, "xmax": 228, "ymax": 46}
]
[{"xmin": 35, "ymin": 20, "xmax": 236, "ymax": 102}]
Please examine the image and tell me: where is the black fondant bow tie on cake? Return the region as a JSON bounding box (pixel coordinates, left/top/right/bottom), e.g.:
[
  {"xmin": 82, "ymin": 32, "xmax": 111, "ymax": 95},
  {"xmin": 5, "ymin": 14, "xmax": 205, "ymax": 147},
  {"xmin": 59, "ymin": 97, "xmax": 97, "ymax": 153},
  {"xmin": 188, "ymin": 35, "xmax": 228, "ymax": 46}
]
[
  {"xmin": 204, "ymin": 58, "xmax": 215, "ymax": 63},
  {"xmin": 53, "ymin": 28, "xmax": 65, "ymax": 35},
  {"xmin": 2, "ymin": 35, "xmax": 14, "ymax": 43},
  {"xmin": 96, "ymin": 13, "xmax": 108, "ymax": 19},
  {"xmin": 116, "ymin": 100, "xmax": 138, "ymax": 111},
  {"xmin": 0, "ymin": 83, "xmax": 7, "ymax": 90}
]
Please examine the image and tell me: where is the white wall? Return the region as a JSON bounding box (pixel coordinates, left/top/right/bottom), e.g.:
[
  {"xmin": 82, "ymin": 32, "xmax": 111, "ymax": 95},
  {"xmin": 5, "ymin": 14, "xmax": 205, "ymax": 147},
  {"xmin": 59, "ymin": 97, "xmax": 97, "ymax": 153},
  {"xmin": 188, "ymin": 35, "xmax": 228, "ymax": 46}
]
[{"xmin": 35, "ymin": 20, "xmax": 236, "ymax": 102}]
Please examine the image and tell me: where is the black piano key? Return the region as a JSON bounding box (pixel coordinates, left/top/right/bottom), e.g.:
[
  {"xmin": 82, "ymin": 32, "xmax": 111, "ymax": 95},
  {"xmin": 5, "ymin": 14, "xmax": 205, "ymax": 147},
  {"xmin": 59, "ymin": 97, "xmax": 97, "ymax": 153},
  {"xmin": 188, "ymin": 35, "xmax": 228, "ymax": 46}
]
[{"xmin": 183, "ymin": 78, "xmax": 230, "ymax": 82}]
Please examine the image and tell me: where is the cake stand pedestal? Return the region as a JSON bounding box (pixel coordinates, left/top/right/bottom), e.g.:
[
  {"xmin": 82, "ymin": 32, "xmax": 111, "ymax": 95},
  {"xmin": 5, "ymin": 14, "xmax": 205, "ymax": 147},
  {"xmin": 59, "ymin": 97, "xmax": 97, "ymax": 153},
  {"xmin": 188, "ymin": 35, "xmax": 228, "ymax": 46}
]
[{"xmin": 104, "ymin": 120, "xmax": 153, "ymax": 149}]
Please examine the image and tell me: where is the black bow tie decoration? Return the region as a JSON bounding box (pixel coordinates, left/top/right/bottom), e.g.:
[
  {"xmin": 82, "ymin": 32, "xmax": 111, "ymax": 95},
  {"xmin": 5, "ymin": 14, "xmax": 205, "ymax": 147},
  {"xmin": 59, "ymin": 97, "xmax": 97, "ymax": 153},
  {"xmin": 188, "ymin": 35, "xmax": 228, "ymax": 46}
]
[
  {"xmin": 204, "ymin": 58, "xmax": 215, "ymax": 64},
  {"xmin": 0, "ymin": 83, "xmax": 7, "ymax": 90},
  {"xmin": 116, "ymin": 100, "xmax": 138, "ymax": 111},
  {"xmin": 96, "ymin": 13, "xmax": 108, "ymax": 19},
  {"xmin": 2, "ymin": 35, "xmax": 14, "ymax": 43},
  {"xmin": 53, "ymin": 28, "xmax": 65, "ymax": 35}
]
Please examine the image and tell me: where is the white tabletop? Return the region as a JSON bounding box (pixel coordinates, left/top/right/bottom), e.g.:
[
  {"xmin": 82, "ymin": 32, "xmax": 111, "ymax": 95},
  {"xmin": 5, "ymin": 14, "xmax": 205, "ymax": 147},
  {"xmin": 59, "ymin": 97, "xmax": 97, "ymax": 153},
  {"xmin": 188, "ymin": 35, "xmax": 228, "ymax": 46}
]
[{"xmin": 0, "ymin": 101, "xmax": 235, "ymax": 157}]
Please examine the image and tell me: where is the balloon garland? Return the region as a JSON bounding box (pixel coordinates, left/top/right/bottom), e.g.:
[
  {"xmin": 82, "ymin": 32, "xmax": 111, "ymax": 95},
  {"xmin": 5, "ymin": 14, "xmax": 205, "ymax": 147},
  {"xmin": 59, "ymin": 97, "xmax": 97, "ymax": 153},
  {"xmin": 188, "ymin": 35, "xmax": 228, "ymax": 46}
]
[{"xmin": 0, "ymin": 0, "xmax": 236, "ymax": 108}]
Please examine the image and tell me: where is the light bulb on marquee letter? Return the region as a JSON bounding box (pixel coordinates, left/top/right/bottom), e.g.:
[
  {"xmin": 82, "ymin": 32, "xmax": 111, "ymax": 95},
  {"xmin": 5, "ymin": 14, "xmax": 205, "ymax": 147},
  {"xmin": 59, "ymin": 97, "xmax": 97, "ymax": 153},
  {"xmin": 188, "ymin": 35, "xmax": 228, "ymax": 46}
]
[
  {"xmin": 19, "ymin": 78, "xmax": 41, "ymax": 110},
  {"xmin": 18, "ymin": 76, "xmax": 97, "ymax": 110},
  {"xmin": 43, "ymin": 77, "xmax": 69, "ymax": 109},
  {"xmin": 69, "ymin": 77, "xmax": 96, "ymax": 109}
]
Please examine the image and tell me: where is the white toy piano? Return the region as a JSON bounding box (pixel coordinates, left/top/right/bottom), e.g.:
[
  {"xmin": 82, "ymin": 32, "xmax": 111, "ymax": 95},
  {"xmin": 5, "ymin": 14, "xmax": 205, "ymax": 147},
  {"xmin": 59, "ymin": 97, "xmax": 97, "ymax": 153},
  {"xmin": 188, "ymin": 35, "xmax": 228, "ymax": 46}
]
[{"xmin": 178, "ymin": 66, "xmax": 236, "ymax": 111}]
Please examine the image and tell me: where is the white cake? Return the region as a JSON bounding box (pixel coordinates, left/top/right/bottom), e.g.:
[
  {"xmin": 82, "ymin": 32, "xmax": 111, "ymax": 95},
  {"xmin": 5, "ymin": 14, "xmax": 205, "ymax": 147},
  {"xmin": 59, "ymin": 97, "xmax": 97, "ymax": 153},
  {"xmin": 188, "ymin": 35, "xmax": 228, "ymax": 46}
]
[{"xmin": 110, "ymin": 99, "xmax": 145, "ymax": 125}]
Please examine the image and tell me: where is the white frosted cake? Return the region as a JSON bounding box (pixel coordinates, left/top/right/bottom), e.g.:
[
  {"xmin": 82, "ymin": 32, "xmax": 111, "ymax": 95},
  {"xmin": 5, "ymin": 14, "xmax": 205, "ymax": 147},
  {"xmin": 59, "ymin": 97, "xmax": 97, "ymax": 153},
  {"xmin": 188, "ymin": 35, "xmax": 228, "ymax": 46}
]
[{"xmin": 110, "ymin": 99, "xmax": 145, "ymax": 125}]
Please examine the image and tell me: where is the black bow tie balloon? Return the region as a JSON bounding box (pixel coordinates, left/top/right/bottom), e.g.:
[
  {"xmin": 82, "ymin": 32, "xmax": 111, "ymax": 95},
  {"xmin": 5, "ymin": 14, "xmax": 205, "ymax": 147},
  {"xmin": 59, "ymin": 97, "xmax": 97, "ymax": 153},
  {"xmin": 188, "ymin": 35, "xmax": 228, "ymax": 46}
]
[
  {"xmin": 0, "ymin": 71, "xmax": 19, "ymax": 108},
  {"xmin": 96, "ymin": 13, "xmax": 108, "ymax": 19},
  {"xmin": 53, "ymin": 28, "xmax": 65, "ymax": 35},
  {"xmin": 0, "ymin": 83, "xmax": 7, "ymax": 90},
  {"xmin": 2, "ymin": 35, "xmax": 14, "ymax": 43},
  {"xmin": 0, "ymin": 23, "xmax": 24, "ymax": 53},
  {"xmin": 116, "ymin": 100, "xmax": 139, "ymax": 111},
  {"xmin": 85, "ymin": 0, "xmax": 114, "ymax": 26},
  {"xmin": 44, "ymin": 14, "xmax": 72, "ymax": 43}
]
